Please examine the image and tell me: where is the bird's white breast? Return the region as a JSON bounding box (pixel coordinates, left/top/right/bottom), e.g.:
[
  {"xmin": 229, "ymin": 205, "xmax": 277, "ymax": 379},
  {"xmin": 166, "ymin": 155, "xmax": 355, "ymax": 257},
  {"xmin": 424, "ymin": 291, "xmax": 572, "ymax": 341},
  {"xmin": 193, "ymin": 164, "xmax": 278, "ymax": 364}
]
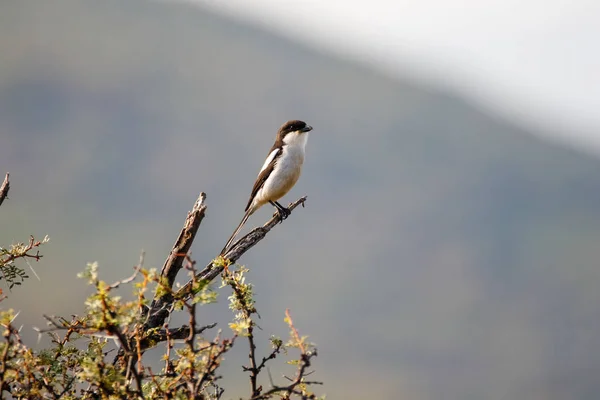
[{"xmin": 254, "ymin": 132, "xmax": 309, "ymax": 207}]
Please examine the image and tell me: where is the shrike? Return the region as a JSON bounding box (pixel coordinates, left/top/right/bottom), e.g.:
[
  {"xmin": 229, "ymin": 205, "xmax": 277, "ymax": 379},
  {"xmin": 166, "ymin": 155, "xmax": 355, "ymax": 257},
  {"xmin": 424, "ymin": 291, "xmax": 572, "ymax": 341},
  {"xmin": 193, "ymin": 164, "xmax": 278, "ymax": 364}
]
[{"xmin": 220, "ymin": 120, "xmax": 313, "ymax": 255}]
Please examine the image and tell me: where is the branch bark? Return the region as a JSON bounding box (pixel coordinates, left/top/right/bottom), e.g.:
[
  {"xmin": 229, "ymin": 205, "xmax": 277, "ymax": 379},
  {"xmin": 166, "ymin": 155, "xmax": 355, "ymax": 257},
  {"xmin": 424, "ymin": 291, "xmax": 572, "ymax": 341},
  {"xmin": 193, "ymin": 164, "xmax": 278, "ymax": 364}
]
[
  {"xmin": 143, "ymin": 195, "xmax": 307, "ymax": 331},
  {"xmin": 114, "ymin": 193, "xmax": 307, "ymax": 366},
  {"xmin": 0, "ymin": 173, "xmax": 9, "ymax": 207},
  {"xmin": 141, "ymin": 192, "xmax": 207, "ymax": 329},
  {"xmin": 174, "ymin": 196, "xmax": 307, "ymax": 301}
]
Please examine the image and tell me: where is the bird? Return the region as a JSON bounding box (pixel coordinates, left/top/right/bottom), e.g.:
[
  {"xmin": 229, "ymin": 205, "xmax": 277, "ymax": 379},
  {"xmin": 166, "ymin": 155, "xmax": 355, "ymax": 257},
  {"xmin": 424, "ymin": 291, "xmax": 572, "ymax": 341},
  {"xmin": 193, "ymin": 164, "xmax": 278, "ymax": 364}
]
[{"xmin": 220, "ymin": 120, "xmax": 313, "ymax": 255}]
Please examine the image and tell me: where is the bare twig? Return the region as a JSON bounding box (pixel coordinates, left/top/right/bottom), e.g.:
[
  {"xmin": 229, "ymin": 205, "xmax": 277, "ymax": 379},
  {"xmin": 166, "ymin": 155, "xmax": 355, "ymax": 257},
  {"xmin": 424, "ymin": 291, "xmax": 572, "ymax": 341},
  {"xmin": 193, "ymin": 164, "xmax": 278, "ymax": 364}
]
[
  {"xmin": 255, "ymin": 341, "xmax": 283, "ymax": 373},
  {"xmin": 248, "ymin": 349, "xmax": 321, "ymax": 400},
  {"xmin": 108, "ymin": 251, "xmax": 145, "ymax": 290},
  {"xmin": 141, "ymin": 193, "xmax": 207, "ymax": 330},
  {"xmin": 108, "ymin": 265, "xmax": 143, "ymax": 290},
  {"xmin": 0, "ymin": 173, "xmax": 9, "ymax": 207},
  {"xmin": 247, "ymin": 310, "xmax": 321, "ymax": 400}
]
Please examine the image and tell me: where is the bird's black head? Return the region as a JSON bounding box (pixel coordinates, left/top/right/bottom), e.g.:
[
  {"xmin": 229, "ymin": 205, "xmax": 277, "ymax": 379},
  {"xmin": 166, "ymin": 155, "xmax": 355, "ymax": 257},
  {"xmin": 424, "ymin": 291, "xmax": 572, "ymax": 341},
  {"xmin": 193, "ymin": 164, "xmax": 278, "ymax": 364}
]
[{"xmin": 278, "ymin": 120, "xmax": 313, "ymax": 137}]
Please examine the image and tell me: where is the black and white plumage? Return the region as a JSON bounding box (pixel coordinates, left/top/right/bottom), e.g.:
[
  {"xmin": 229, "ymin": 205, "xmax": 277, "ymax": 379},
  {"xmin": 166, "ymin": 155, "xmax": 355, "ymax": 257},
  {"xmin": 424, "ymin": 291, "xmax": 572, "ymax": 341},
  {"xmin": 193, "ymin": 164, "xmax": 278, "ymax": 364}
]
[{"xmin": 220, "ymin": 120, "xmax": 313, "ymax": 255}]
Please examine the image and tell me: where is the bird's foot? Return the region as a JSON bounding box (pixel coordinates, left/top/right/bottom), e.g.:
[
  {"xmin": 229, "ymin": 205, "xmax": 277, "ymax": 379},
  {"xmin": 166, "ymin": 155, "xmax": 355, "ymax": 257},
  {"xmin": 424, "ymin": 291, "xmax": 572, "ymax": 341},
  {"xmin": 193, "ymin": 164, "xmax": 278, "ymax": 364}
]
[
  {"xmin": 270, "ymin": 201, "xmax": 291, "ymax": 222},
  {"xmin": 275, "ymin": 207, "xmax": 291, "ymax": 222}
]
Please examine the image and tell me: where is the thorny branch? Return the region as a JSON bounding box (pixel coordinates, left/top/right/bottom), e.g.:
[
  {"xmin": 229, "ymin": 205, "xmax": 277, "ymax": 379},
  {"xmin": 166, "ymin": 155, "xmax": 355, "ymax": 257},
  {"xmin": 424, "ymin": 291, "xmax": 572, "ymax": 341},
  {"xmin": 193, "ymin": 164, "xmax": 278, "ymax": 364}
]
[
  {"xmin": 0, "ymin": 236, "xmax": 45, "ymax": 267},
  {"xmin": 142, "ymin": 195, "xmax": 307, "ymax": 334},
  {"xmin": 249, "ymin": 310, "xmax": 322, "ymax": 400},
  {"xmin": 0, "ymin": 235, "xmax": 48, "ymax": 290},
  {"xmin": 177, "ymin": 196, "xmax": 308, "ymax": 301},
  {"xmin": 223, "ymin": 267, "xmax": 262, "ymax": 396},
  {"xmin": 112, "ymin": 193, "xmax": 308, "ymax": 376},
  {"xmin": 141, "ymin": 192, "xmax": 207, "ymax": 330},
  {"xmin": 10, "ymin": 188, "xmax": 319, "ymax": 399}
]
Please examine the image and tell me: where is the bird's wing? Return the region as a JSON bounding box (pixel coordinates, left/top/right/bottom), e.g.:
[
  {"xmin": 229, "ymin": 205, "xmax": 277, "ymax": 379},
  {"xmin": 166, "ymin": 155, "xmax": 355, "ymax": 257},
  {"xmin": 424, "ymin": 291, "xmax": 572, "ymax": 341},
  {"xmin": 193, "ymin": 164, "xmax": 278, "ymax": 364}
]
[{"xmin": 245, "ymin": 146, "xmax": 282, "ymax": 212}]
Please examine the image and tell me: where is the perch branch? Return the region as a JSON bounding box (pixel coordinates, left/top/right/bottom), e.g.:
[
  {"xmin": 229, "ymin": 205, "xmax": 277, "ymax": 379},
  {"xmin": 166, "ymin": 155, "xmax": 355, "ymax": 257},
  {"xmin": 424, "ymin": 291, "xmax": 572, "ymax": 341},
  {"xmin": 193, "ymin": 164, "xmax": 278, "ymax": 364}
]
[
  {"xmin": 114, "ymin": 194, "xmax": 307, "ymax": 367},
  {"xmin": 175, "ymin": 196, "xmax": 307, "ymax": 301}
]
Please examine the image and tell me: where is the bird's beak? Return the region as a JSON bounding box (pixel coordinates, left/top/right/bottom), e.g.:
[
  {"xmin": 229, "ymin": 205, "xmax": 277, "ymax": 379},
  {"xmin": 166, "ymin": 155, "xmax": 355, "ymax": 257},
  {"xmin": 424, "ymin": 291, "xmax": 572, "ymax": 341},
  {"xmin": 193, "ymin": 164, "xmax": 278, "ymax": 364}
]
[{"xmin": 302, "ymin": 125, "xmax": 313, "ymax": 132}]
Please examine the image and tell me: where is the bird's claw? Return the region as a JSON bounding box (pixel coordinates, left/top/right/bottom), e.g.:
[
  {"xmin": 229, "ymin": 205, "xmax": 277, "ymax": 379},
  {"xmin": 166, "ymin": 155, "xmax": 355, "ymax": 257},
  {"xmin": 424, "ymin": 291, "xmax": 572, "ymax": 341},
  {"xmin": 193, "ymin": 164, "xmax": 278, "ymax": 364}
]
[{"xmin": 275, "ymin": 207, "xmax": 291, "ymax": 222}]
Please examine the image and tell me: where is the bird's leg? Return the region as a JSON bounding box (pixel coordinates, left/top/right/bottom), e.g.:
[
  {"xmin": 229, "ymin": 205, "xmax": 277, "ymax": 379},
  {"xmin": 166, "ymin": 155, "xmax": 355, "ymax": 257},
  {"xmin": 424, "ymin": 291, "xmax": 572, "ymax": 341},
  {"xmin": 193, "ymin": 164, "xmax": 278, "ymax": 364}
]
[
  {"xmin": 269, "ymin": 201, "xmax": 284, "ymax": 222},
  {"xmin": 270, "ymin": 200, "xmax": 291, "ymax": 221}
]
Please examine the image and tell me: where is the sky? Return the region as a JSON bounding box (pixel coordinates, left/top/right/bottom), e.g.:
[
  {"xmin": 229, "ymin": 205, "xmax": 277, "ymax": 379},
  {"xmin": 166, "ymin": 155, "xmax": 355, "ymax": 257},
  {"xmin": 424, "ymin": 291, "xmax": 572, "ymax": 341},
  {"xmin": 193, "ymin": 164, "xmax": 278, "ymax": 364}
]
[{"xmin": 182, "ymin": 0, "xmax": 600, "ymax": 153}]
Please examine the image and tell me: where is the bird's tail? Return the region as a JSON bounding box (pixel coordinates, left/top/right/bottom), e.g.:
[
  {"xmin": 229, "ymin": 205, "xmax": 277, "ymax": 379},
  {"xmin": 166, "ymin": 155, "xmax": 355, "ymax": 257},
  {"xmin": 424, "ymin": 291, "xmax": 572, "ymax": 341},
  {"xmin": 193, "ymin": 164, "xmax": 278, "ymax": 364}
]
[{"xmin": 220, "ymin": 209, "xmax": 252, "ymax": 256}]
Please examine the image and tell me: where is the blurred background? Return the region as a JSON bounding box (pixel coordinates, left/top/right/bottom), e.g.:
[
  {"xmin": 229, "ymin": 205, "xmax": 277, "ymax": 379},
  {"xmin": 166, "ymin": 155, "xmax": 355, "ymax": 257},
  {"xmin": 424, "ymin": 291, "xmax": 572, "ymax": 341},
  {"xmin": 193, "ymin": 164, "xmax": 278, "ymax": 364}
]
[{"xmin": 2, "ymin": 0, "xmax": 600, "ymax": 398}]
